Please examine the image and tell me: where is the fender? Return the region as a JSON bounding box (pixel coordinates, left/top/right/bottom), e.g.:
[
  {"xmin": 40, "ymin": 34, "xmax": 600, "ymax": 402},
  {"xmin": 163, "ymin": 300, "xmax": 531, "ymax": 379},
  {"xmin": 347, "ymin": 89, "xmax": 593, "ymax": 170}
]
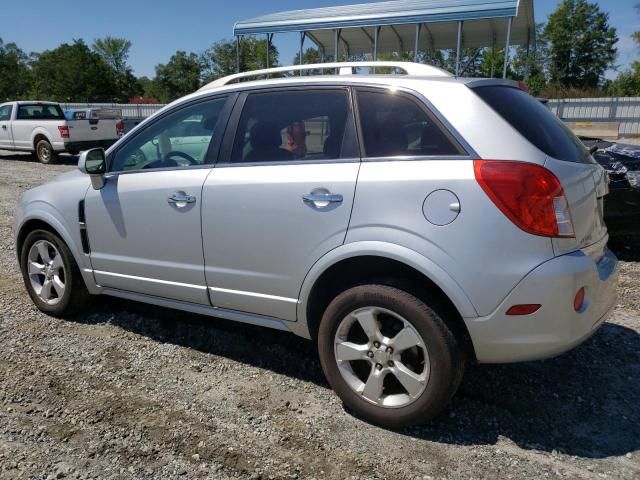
[
  {"xmin": 16, "ymin": 201, "xmax": 100, "ymax": 295},
  {"xmin": 290, "ymin": 240, "xmax": 478, "ymax": 339},
  {"xmin": 30, "ymin": 127, "xmax": 55, "ymax": 149}
]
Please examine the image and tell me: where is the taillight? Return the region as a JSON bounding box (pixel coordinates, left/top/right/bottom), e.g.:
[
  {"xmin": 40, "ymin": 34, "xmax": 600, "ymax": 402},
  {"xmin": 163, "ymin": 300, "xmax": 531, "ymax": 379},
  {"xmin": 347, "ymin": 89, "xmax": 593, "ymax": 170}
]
[
  {"xmin": 58, "ymin": 125, "xmax": 70, "ymax": 139},
  {"xmin": 474, "ymin": 160, "xmax": 575, "ymax": 238},
  {"xmin": 116, "ymin": 120, "xmax": 124, "ymax": 137}
]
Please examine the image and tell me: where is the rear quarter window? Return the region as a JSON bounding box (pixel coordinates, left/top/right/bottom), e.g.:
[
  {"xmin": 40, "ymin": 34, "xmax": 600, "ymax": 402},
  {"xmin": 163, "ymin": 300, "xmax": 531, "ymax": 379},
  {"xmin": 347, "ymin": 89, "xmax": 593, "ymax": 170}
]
[
  {"xmin": 473, "ymin": 86, "xmax": 594, "ymax": 164},
  {"xmin": 356, "ymin": 89, "xmax": 465, "ymax": 158}
]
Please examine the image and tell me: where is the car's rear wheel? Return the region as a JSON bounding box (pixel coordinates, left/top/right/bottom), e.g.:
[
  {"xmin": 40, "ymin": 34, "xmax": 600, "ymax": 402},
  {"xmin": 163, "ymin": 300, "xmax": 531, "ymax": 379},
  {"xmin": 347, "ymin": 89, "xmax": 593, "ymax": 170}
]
[
  {"xmin": 35, "ymin": 139, "xmax": 58, "ymax": 164},
  {"xmin": 318, "ymin": 284, "xmax": 464, "ymax": 428},
  {"xmin": 20, "ymin": 229, "xmax": 89, "ymax": 316}
]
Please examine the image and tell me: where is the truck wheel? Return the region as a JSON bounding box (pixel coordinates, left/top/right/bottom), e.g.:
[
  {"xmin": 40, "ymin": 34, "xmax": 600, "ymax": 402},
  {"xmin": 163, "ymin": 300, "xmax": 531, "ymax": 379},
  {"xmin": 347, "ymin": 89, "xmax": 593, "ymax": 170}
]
[
  {"xmin": 318, "ymin": 285, "xmax": 464, "ymax": 428},
  {"xmin": 20, "ymin": 229, "xmax": 89, "ymax": 317},
  {"xmin": 35, "ymin": 139, "xmax": 58, "ymax": 164}
]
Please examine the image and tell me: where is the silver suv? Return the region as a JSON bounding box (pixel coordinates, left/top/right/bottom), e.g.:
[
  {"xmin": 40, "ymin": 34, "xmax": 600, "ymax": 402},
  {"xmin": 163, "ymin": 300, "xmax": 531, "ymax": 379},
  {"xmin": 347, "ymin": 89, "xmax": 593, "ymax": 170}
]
[{"xmin": 14, "ymin": 62, "xmax": 619, "ymax": 427}]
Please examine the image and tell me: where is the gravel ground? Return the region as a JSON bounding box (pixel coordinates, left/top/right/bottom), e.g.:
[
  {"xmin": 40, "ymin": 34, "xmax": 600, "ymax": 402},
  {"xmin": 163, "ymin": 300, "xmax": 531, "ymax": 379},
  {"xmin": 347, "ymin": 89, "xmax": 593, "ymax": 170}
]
[{"xmin": 1, "ymin": 151, "xmax": 639, "ymax": 480}]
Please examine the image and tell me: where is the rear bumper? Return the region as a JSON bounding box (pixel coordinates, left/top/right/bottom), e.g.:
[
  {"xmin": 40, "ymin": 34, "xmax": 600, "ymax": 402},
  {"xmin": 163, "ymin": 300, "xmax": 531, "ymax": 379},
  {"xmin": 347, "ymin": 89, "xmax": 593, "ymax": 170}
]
[
  {"xmin": 466, "ymin": 246, "xmax": 619, "ymax": 363},
  {"xmin": 62, "ymin": 140, "xmax": 117, "ymax": 153}
]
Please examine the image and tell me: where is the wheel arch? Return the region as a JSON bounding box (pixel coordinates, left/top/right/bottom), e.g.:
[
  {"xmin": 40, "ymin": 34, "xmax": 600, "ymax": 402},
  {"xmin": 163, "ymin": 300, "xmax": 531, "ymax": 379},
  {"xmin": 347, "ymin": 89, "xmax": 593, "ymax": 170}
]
[
  {"xmin": 295, "ymin": 242, "xmax": 478, "ymax": 359},
  {"xmin": 31, "ymin": 129, "xmax": 53, "ymax": 151},
  {"xmin": 16, "ymin": 209, "xmax": 98, "ymax": 294}
]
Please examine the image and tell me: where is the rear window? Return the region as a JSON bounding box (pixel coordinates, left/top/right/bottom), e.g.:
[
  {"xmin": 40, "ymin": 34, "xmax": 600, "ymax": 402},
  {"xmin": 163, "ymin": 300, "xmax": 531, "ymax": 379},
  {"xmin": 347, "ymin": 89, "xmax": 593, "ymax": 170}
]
[
  {"xmin": 17, "ymin": 104, "xmax": 65, "ymax": 121},
  {"xmin": 474, "ymin": 86, "xmax": 594, "ymax": 164}
]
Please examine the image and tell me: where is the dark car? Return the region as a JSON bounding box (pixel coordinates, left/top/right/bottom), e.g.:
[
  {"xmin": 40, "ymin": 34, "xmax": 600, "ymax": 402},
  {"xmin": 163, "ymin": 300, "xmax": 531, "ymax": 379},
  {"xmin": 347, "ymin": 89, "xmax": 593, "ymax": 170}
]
[{"xmin": 581, "ymin": 137, "xmax": 640, "ymax": 237}]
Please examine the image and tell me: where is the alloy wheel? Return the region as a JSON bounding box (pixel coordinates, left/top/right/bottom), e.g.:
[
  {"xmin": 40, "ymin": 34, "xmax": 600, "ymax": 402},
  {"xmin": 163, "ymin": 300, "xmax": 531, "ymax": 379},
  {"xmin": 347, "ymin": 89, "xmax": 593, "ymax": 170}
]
[
  {"xmin": 334, "ymin": 306, "xmax": 430, "ymax": 408},
  {"xmin": 27, "ymin": 240, "xmax": 66, "ymax": 305}
]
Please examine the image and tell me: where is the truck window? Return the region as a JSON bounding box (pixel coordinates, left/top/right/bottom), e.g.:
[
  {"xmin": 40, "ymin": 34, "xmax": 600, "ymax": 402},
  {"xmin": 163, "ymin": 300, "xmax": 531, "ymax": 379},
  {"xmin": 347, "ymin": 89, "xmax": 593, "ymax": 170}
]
[
  {"xmin": 0, "ymin": 105, "xmax": 12, "ymax": 121},
  {"xmin": 17, "ymin": 104, "xmax": 65, "ymax": 121}
]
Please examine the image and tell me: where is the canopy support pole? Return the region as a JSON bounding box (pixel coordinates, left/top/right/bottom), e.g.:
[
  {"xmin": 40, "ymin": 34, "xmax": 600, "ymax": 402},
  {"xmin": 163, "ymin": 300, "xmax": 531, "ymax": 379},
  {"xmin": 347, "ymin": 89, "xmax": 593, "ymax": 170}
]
[
  {"xmin": 334, "ymin": 29, "xmax": 341, "ymax": 62},
  {"xmin": 503, "ymin": 17, "xmax": 513, "ymax": 79},
  {"xmin": 414, "ymin": 24, "xmax": 421, "ymax": 62},
  {"xmin": 266, "ymin": 33, "xmax": 274, "ymax": 71},
  {"xmin": 455, "ymin": 21, "xmax": 463, "ymax": 77},
  {"xmin": 373, "ymin": 26, "xmax": 380, "ymax": 61},
  {"xmin": 490, "ymin": 31, "xmax": 496, "ymax": 78},
  {"xmin": 525, "ymin": 26, "xmax": 531, "ymax": 79},
  {"xmin": 299, "ymin": 31, "xmax": 306, "ymax": 75},
  {"xmin": 236, "ymin": 36, "xmax": 241, "ymax": 73}
]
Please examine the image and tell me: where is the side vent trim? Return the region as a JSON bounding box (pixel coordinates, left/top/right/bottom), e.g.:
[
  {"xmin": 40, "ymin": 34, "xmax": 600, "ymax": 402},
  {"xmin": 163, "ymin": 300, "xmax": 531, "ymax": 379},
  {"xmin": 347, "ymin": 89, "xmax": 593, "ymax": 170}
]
[{"xmin": 78, "ymin": 200, "xmax": 91, "ymax": 254}]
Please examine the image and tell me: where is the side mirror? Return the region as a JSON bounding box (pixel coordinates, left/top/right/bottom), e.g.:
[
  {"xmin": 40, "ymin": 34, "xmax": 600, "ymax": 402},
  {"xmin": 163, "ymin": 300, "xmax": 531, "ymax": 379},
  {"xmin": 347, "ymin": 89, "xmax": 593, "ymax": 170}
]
[{"xmin": 78, "ymin": 148, "xmax": 106, "ymax": 190}]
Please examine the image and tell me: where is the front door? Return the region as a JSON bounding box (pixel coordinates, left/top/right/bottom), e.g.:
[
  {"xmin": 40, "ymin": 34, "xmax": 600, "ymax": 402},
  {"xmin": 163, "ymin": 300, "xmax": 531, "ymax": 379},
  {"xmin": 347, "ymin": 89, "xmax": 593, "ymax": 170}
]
[
  {"xmin": 0, "ymin": 104, "xmax": 13, "ymax": 148},
  {"xmin": 84, "ymin": 95, "xmax": 231, "ymax": 305},
  {"xmin": 202, "ymin": 88, "xmax": 360, "ymax": 320}
]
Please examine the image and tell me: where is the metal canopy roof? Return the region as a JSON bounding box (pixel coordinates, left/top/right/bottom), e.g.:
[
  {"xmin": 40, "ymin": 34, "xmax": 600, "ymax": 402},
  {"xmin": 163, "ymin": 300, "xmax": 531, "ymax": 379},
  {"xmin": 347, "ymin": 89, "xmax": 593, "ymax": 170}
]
[{"xmin": 234, "ymin": 0, "xmax": 535, "ymax": 52}]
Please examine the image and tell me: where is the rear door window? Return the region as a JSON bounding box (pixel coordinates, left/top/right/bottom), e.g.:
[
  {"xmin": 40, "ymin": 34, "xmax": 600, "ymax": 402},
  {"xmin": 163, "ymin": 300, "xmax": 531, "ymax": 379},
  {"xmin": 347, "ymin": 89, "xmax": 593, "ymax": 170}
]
[
  {"xmin": 17, "ymin": 104, "xmax": 65, "ymax": 120},
  {"xmin": 355, "ymin": 89, "xmax": 464, "ymax": 158},
  {"xmin": 229, "ymin": 89, "xmax": 356, "ymax": 164},
  {"xmin": 473, "ymin": 86, "xmax": 594, "ymax": 164}
]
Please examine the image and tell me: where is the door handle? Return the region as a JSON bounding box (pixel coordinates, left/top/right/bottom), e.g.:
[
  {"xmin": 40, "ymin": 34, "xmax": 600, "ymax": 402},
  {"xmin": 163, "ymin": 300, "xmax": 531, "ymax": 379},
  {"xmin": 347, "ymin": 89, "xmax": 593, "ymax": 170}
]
[
  {"xmin": 302, "ymin": 192, "xmax": 343, "ymax": 208},
  {"xmin": 167, "ymin": 192, "xmax": 196, "ymax": 207},
  {"xmin": 1, "ymin": 125, "xmax": 6, "ymax": 130}
]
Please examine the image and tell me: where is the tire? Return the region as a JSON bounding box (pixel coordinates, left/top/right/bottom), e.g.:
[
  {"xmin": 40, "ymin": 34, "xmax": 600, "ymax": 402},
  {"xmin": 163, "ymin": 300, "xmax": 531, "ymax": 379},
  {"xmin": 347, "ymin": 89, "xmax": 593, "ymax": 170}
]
[
  {"xmin": 35, "ymin": 139, "xmax": 58, "ymax": 164},
  {"xmin": 318, "ymin": 284, "xmax": 464, "ymax": 428},
  {"xmin": 20, "ymin": 229, "xmax": 89, "ymax": 317}
]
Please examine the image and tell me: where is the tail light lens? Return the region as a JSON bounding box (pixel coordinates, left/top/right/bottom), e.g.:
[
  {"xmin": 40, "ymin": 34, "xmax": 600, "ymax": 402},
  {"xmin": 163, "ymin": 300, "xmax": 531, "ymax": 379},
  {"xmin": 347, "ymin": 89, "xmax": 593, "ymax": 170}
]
[
  {"xmin": 58, "ymin": 126, "xmax": 70, "ymax": 139},
  {"xmin": 116, "ymin": 120, "xmax": 125, "ymax": 137},
  {"xmin": 474, "ymin": 160, "xmax": 575, "ymax": 238}
]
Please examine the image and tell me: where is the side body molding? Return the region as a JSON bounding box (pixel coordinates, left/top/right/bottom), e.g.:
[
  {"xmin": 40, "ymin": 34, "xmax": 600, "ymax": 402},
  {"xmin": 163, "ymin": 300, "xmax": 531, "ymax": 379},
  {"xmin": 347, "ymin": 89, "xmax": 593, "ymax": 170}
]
[{"xmin": 290, "ymin": 241, "xmax": 478, "ymax": 339}]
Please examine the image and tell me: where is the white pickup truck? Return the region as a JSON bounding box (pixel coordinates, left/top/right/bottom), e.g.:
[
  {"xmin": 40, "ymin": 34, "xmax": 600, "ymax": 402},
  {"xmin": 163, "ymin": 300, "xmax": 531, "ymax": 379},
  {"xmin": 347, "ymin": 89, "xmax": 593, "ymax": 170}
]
[{"xmin": 0, "ymin": 101, "xmax": 124, "ymax": 164}]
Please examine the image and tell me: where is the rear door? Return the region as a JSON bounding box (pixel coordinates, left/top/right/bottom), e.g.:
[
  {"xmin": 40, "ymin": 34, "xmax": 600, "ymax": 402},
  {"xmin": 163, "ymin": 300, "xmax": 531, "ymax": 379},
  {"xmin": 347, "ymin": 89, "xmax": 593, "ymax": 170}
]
[
  {"xmin": 473, "ymin": 85, "xmax": 609, "ymax": 256},
  {"xmin": 201, "ymin": 88, "xmax": 360, "ymax": 321},
  {"xmin": 0, "ymin": 104, "xmax": 13, "ymax": 148}
]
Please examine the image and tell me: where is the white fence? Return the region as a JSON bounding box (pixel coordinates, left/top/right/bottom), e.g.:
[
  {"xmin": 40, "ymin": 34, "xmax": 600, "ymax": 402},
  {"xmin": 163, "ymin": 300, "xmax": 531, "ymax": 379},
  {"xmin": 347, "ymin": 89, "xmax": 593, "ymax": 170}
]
[
  {"xmin": 61, "ymin": 103, "xmax": 166, "ymax": 119},
  {"xmin": 547, "ymin": 97, "xmax": 640, "ymax": 137}
]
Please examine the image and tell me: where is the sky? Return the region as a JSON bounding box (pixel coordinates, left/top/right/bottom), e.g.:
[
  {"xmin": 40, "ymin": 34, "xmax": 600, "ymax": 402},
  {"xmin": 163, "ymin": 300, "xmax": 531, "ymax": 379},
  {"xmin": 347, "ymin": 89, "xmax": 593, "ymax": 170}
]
[{"xmin": 1, "ymin": 0, "xmax": 637, "ymax": 79}]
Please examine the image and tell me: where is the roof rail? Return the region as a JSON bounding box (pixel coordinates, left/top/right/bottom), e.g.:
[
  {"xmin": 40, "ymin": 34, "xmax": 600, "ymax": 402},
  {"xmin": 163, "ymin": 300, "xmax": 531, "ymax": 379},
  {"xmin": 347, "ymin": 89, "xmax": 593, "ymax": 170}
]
[{"xmin": 199, "ymin": 61, "xmax": 451, "ymax": 91}]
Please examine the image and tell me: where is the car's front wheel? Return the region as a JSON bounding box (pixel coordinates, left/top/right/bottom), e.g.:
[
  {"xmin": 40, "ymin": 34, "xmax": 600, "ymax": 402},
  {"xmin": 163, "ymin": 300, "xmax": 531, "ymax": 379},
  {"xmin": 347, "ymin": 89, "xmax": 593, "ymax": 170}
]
[
  {"xmin": 20, "ymin": 229, "xmax": 89, "ymax": 316},
  {"xmin": 318, "ymin": 284, "xmax": 464, "ymax": 428}
]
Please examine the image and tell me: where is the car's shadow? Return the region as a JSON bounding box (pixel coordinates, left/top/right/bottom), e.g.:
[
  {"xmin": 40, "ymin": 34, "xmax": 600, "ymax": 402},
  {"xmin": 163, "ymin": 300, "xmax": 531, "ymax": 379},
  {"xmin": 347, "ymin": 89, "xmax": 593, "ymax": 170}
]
[
  {"xmin": 0, "ymin": 151, "xmax": 78, "ymax": 165},
  {"xmin": 71, "ymin": 296, "xmax": 640, "ymax": 460}
]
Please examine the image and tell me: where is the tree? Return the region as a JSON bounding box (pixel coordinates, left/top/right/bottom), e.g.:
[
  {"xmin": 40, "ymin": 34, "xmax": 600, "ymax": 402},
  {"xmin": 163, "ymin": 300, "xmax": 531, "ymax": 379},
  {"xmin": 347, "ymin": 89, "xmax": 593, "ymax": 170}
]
[
  {"xmin": 30, "ymin": 39, "xmax": 117, "ymax": 102},
  {"xmin": 604, "ymin": 3, "xmax": 640, "ymax": 96},
  {"xmin": 634, "ymin": 3, "xmax": 640, "ymax": 47},
  {"xmin": 509, "ymin": 24, "xmax": 549, "ymax": 95},
  {"xmin": 605, "ymin": 65, "xmax": 640, "ymax": 96},
  {"xmin": 544, "ymin": 0, "xmax": 618, "ymax": 89},
  {"xmin": 201, "ymin": 37, "xmax": 279, "ymax": 83},
  {"xmin": 92, "ymin": 37, "xmax": 132, "ymax": 75},
  {"xmin": 153, "ymin": 51, "xmax": 202, "ymax": 103},
  {"xmin": 92, "ymin": 37, "xmax": 142, "ymax": 102},
  {"xmin": 0, "ymin": 38, "xmax": 31, "ymax": 101},
  {"xmin": 292, "ymin": 47, "xmax": 323, "ymax": 66}
]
